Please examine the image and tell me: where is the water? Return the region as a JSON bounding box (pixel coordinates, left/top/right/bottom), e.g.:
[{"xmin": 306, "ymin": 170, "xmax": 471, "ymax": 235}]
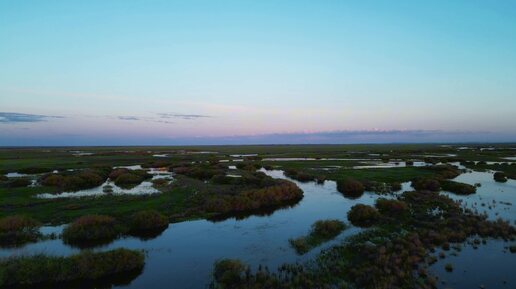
[
  {"xmin": 442, "ymin": 170, "xmax": 516, "ymax": 221},
  {"xmin": 430, "ymin": 239, "xmax": 515, "ymax": 289},
  {"xmin": 1, "ymin": 169, "xmax": 514, "ymax": 288}
]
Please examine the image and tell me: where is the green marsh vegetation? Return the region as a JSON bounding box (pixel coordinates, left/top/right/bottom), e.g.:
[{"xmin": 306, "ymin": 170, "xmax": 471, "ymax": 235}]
[
  {"xmin": 1, "ymin": 144, "xmax": 515, "ymax": 287},
  {"xmin": 0, "ymin": 248, "xmax": 145, "ymax": 288},
  {"xmin": 289, "ymin": 219, "xmax": 347, "ymax": 254},
  {"xmin": 0, "ymin": 215, "xmax": 41, "ymax": 247},
  {"xmin": 62, "ymin": 215, "xmax": 121, "ymax": 247},
  {"xmin": 212, "ymin": 190, "xmax": 515, "ymax": 289}
]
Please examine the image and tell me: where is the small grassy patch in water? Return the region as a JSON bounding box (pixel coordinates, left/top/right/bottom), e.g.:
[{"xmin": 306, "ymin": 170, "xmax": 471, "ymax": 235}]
[
  {"xmin": 62, "ymin": 215, "xmax": 121, "ymax": 247},
  {"xmin": 289, "ymin": 219, "xmax": 347, "ymax": 254},
  {"xmin": 0, "ymin": 248, "xmax": 145, "ymax": 287},
  {"xmin": 0, "ymin": 215, "xmax": 41, "ymax": 247}
]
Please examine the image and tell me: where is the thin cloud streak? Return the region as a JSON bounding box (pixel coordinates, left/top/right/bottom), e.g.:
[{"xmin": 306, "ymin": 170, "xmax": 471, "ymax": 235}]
[{"xmin": 0, "ymin": 112, "xmax": 64, "ymax": 123}]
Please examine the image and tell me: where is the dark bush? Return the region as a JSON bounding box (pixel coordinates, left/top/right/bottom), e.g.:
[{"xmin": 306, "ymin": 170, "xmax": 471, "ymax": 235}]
[
  {"xmin": 114, "ymin": 173, "xmax": 146, "ymax": 188},
  {"xmin": 493, "ymin": 172, "xmax": 507, "ymax": 183},
  {"xmin": 40, "ymin": 168, "xmax": 109, "ymax": 191},
  {"xmin": 62, "ymin": 215, "xmax": 120, "ymax": 247},
  {"xmin": 129, "ymin": 210, "xmax": 168, "ymax": 232},
  {"xmin": 390, "ymin": 182, "xmax": 402, "ymax": 191},
  {"xmin": 213, "ymin": 259, "xmax": 247, "ymax": 287},
  {"xmin": 429, "ymin": 165, "xmax": 461, "ymax": 179},
  {"xmin": 284, "ymin": 169, "xmax": 316, "ymax": 182},
  {"xmin": 290, "ymin": 219, "xmax": 346, "ymax": 254},
  {"xmin": 337, "ymin": 178, "xmax": 365, "ymax": 199},
  {"xmin": 375, "ymin": 198, "xmax": 408, "ymax": 217},
  {"xmin": 312, "ymin": 219, "xmax": 346, "ymax": 238},
  {"xmin": 0, "ymin": 248, "xmax": 145, "ymax": 287},
  {"xmin": 347, "ymin": 204, "xmax": 380, "ymax": 227},
  {"xmin": 0, "ymin": 215, "xmax": 41, "ymax": 246},
  {"xmin": 411, "ymin": 177, "xmax": 441, "ymax": 191},
  {"xmin": 441, "ymin": 180, "xmax": 476, "ymax": 195}
]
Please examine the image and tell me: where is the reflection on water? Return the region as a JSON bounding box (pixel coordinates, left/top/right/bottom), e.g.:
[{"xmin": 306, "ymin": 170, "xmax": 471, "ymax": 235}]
[
  {"xmin": 429, "ymin": 239, "xmax": 515, "ymax": 289},
  {"xmin": 443, "ymin": 170, "xmax": 516, "ymax": 221}
]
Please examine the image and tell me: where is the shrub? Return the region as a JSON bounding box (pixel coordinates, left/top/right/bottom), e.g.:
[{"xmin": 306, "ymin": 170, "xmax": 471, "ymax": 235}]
[
  {"xmin": 493, "ymin": 172, "xmax": 507, "ymax": 183},
  {"xmin": 337, "ymin": 178, "xmax": 365, "ymax": 199},
  {"xmin": 375, "ymin": 198, "xmax": 408, "ymax": 217},
  {"xmin": 441, "ymin": 180, "xmax": 476, "ymax": 195},
  {"xmin": 109, "ymin": 168, "xmax": 130, "ymax": 180},
  {"xmin": 0, "ymin": 215, "xmax": 41, "ymax": 246},
  {"xmin": 347, "ymin": 204, "xmax": 380, "ymax": 227},
  {"xmin": 0, "ymin": 248, "xmax": 145, "ymax": 287},
  {"xmin": 284, "ymin": 169, "xmax": 316, "ymax": 182},
  {"xmin": 411, "ymin": 177, "xmax": 441, "ymax": 191},
  {"xmin": 429, "ymin": 165, "xmax": 461, "ymax": 179},
  {"xmin": 114, "ymin": 173, "xmax": 145, "ymax": 188},
  {"xmin": 0, "ymin": 175, "xmax": 7, "ymax": 181},
  {"xmin": 390, "ymin": 182, "xmax": 402, "ymax": 191},
  {"xmin": 62, "ymin": 215, "xmax": 120, "ymax": 247},
  {"xmin": 151, "ymin": 178, "xmax": 169, "ymax": 187},
  {"xmin": 213, "ymin": 259, "xmax": 247, "ymax": 287},
  {"xmin": 129, "ymin": 210, "xmax": 168, "ymax": 232},
  {"xmin": 40, "ymin": 168, "xmax": 108, "ymax": 191},
  {"xmin": 311, "ymin": 219, "xmax": 347, "ymax": 238}
]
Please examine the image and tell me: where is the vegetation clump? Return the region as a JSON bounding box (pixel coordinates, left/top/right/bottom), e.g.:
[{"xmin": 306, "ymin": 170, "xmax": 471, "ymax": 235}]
[
  {"xmin": 128, "ymin": 210, "xmax": 169, "ymax": 239},
  {"xmin": 0, "ymin": 215, "xmax": 41, "ymax": 246},
  {"xmin": 411, "ymin": 177, "xmax": 441, "ymax": 191},
  {"xmin": 62, "ymin": 215, "xmax": 121, "ymax": 247},
  {"xmin": 289, "ymin": 219, "xmax": 347, "ymax": 254},
  {"xmin": 375, "ymin": 198, "xmax": 408, "ymax": 217},
  {"xmin": 204, "ymin": 181, "xmax": 303, "ymax": 215},
  {"xmin": 494, "ymin": 171, "xmax": 508, "ymax": 183},
  {"xmin": 0, "ymin": 248, "xmax": 145, "ymax": 287},
  {"xmin": 109, "ymin": 169, "xmax": 152, "ymax": 188},
  {"xmin": 213, "ymin": 259, "xmax": 248, "ymax": 288},
  {"xmin": 347, "ymin": 204, "xmax": 380, "ymax": 227},
  {"xmin": 441, "ymin": 180, "xmax": 476, "ymax": 195},
  {"xmin": 284, "ymin": 169, "xmax": 316, "ymax": 182},
  {"xmin": 40, "ymin": 168, "xmax": 110, "ymax": 191},
  {"xmin": 336, "ymin": 178, "xmax": 365, "ymax": 199}
]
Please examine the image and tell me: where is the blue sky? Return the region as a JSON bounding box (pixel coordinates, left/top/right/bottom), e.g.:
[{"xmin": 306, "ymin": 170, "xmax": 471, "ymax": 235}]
[{"xmin": 1, "ymin": 0, "xmax": 515, "ymax": 145}]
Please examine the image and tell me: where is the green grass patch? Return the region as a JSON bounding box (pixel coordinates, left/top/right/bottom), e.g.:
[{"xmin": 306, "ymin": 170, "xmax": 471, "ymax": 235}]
[
  {"xmin": 0, "ymin": 248, "xmax": 144, "ymax": 287},
  {"xmin": 289, "ymin": 219, "xmax": 347, "ymax": 254}
]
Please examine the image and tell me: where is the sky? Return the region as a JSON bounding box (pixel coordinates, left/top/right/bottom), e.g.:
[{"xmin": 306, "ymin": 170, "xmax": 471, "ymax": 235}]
[{"xmin": 1, "ymin": 0, "xmax": 515, "ymax": 146}]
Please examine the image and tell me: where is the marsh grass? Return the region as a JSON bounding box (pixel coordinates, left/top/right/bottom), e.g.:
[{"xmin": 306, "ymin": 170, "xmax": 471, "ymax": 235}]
[
  {"xmin": 0, "ymin": 248, "xmax": 145, "ymax": 287},
  {"xmin": 441, "ymin": 180, "xmax": 476, "ymax": 195},
  {"xmin": 128, "ymin": 210, "xmax": 169, "ymax": 240},
  {"xmin": 0, "ymin": 215, "xmax": 41, "ymax": 247},
  {"xmin": 62, "ymin": 215, "xmax": 121, "ymax": 248},
  {"xmin": 347, "ymin": 204, "xmax": 380, "ymax": 227},
  {"xmin": 336, "ymin": 178, "xmax": 365, "ymax": 199},
  {"xmin": 289, "ymin": 219, "xmax": 347, "ymax": 254}
]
